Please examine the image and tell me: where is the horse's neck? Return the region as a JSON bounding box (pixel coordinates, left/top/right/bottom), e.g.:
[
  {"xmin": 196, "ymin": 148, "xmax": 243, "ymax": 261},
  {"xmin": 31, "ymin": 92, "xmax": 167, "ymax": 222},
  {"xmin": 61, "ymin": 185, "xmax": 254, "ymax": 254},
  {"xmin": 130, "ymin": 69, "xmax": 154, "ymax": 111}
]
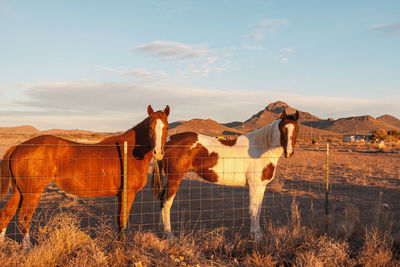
[
  {"xmin": 131, "ymin": 117, "xmax": 154, "ymax": 160},
  {"xmin": 99, "ymin": 117, "xmax": 150, "ymax": 147},
  {"xmin": 131, "ymin": 117, "xmax": 151, "ymax": 147},
  {"xmin": 247, "ymin": 120, "xmax": 281, "ymax": 149}
]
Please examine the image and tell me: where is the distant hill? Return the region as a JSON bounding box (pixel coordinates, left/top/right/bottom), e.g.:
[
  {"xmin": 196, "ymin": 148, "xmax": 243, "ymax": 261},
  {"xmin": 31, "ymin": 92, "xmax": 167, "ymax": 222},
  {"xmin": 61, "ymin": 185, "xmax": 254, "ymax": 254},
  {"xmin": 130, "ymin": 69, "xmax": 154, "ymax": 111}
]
[
  {"xmin": 377, "ymin": 114, "xmax": 400, "ymax": 128},
  {"xmin": 227, "ymin": 101, "xmax": 323, "ymax": 134},
  {"xmin": 0, "ymin": 125, "xmax": 41, "ymax": 135},
  {"xmin": 302, "ymin": 115, "xmax": 400, "ymax": 135},
  {"xmin": 168, "ymin": 118, "xmax": 243, "ymax": 137},
  {"xmin": 42, "ymin": 129, "xmax": 97, "ymax": 135},
  {"xmin": 2, "ymin": 102, "xmax": 399, "ymax": 139},
  {"xmin": 168, "ymin": 121, "xmax": 186, "ymax": 129}
]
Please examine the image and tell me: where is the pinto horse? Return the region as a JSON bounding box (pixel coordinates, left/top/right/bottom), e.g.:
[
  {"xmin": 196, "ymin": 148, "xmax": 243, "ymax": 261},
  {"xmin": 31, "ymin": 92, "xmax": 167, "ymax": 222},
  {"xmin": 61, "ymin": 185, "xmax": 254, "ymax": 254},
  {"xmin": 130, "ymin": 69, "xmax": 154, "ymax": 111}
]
[
  {"xmin": 0, "ymin": 105, "xmax": 170, "ymax": 250},
  {"xmin": 152, "ymin": 110, "xmax": 299, "ymax": 241}
]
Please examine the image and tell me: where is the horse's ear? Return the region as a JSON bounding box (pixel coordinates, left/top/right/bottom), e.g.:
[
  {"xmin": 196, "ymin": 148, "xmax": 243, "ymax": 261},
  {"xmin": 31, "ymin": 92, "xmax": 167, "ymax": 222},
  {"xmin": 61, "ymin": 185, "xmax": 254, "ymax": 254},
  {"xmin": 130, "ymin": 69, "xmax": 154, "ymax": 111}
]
[
  {"xmin": 147, "ymin": 105, "xmax": 154, "ymax": 116},
  {"xmin": 164, "ymin": 105, "xmax": 170, "ymax": 116},
  {"xmin": 280, "ymin": 110, "xmax": 287, "ymax": 119},
  {"xmin": 294, "ymin": 110, "xmax": 300, "ymax": 120}
]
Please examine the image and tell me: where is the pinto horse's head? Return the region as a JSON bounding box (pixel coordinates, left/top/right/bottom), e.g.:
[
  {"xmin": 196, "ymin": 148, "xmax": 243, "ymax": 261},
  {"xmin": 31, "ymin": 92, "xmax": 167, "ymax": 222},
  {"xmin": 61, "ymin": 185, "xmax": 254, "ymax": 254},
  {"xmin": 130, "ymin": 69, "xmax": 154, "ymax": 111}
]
[
  {"xmin": 147, "ymin": 105, "xmax": 170, "ymax": 160},
  {"xmin": 278, "ymin": 110, "xmax": 299, "ymax": 158}
]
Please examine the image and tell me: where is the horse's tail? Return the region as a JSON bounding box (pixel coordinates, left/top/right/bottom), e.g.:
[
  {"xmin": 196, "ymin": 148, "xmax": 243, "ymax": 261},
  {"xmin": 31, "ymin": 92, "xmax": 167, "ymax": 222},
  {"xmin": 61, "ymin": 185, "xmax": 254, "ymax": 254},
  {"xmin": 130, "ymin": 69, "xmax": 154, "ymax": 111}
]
[
  {"xmin": 151, "ymin": 160, "xmax": 164, "ymax": 200},
  {"xmin": 0, "ymin": 146, "xmax": 15, "ymax": 200}
]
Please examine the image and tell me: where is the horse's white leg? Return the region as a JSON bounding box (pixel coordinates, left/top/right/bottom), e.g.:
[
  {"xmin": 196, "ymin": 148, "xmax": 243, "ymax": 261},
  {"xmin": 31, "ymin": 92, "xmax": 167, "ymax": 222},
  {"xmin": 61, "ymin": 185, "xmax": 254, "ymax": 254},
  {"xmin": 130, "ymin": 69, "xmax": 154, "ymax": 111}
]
[
  {"xmin": 161, "ymin": 194, "xmax": 176, "ymax": 239},
  {"xmin": 249, "ymin": 183, "xmax": 266, "ymax": 242},
  {"xmin": 22, "ymin": 232, "xmax": 32, "ymax": 252},
  {"xmin": 0, "ymin": 228, "xmax": 6, "ymax": 242}
]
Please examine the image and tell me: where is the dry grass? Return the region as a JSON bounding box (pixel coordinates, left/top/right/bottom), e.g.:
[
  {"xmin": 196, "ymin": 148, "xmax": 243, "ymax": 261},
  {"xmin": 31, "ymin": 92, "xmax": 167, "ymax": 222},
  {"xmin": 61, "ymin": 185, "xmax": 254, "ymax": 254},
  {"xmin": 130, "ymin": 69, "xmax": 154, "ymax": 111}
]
[
  {"xmin": 358, "ymin": 228, "xmax": 394, "ymax": 267},
  {"xmin": 0, "ymin": 200, "xmax": 399, "ymax": 266}
]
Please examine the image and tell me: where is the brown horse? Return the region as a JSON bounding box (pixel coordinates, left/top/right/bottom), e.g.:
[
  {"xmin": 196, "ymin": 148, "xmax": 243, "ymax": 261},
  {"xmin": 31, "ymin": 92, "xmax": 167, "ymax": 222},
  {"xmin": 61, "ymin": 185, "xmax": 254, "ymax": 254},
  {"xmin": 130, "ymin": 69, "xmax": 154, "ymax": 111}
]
[{"xmin": 0, "ymin": 105, "xmax": 170, "ymax": 250}]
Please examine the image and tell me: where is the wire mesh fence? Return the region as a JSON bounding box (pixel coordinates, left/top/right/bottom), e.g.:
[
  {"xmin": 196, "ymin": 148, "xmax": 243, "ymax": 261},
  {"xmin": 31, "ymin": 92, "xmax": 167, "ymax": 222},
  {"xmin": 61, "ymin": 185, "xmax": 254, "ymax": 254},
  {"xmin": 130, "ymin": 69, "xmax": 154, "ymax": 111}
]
[{"xmin": 0, "ymin": 141, "xmax": 399, "ymax": 243}]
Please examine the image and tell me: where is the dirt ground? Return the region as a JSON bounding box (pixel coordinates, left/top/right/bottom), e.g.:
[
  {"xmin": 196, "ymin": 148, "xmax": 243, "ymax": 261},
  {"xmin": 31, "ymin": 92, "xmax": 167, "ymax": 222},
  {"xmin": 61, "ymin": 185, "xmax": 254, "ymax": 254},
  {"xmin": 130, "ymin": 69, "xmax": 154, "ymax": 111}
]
[{"xmin": 1, "ymin": 137, "xmax": 399, "ymax": 245}]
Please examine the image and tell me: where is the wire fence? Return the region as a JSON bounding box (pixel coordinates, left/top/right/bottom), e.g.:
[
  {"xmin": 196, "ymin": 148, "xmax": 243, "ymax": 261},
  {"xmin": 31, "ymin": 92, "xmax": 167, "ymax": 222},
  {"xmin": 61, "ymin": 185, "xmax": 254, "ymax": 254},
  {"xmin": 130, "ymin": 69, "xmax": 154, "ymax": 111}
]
[{"xmin": 0, "ymin": 141, "xmax": 399, "ymax": 243}]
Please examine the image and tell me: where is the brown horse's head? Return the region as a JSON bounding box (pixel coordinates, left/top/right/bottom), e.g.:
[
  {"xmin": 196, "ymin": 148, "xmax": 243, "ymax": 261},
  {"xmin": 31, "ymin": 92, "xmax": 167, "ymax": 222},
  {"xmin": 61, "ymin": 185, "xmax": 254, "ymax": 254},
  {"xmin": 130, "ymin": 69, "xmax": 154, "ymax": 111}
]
[
  {"xmin": 278, "ymin": 110, "xmax": 299, "ymax": 158},
  {"xmin": 147, "ymin": 105, "xmax": 170, "ymax": 160}
]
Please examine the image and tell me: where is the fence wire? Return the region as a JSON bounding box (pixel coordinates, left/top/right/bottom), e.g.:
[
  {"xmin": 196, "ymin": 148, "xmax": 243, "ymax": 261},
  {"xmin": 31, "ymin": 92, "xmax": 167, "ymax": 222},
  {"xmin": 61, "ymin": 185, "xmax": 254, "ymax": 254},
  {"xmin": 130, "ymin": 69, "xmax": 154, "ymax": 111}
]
[{"xmin": 0, "ymin": 142, "xmax": 399, "ymax": 243}]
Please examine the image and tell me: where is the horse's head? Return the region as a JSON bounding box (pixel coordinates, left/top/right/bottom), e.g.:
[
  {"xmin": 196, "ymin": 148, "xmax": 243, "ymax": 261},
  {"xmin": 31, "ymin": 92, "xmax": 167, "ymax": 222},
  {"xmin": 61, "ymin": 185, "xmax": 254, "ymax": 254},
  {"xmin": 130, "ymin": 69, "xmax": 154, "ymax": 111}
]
[
  {"xmin": 147, "ymin": 105, "xmax": 170, "ymax": 160},
  {"xmin": 278, "ymin": 110, "xmax": 299, "ymax": 158}
]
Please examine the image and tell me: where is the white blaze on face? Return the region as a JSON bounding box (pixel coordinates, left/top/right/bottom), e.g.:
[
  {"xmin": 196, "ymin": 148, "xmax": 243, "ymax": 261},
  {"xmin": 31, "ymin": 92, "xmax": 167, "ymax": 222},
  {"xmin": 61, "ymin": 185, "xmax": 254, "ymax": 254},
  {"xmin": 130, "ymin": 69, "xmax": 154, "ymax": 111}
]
[
  {"xmin": 154, "ymin": 119, "xmax": 165, "ymax": 159},
  {"xmin": 285, "ymin": 124, "xmax": 294, "ymax": 156}
]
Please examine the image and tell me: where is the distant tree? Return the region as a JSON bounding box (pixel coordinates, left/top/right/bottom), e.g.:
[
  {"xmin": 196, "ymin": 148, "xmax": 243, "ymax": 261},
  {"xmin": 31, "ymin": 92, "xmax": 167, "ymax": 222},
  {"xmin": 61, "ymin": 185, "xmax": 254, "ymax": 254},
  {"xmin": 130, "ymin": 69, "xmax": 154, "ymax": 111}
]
[
  {"xmin": 388, "ymin": 130, "xmax": 400, "ymax": 141},
  {"xmin": 372, "ymin": 129, "xmax": 388, "ymax": 141}
]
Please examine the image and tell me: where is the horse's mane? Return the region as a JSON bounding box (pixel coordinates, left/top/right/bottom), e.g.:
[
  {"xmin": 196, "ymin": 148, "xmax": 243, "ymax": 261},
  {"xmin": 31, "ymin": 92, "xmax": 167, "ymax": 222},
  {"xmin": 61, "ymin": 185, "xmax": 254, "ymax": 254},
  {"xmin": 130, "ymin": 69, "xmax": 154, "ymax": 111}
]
[{"xmin": 246, "ymin": 119, "xmax": 280, "ymax": 148}]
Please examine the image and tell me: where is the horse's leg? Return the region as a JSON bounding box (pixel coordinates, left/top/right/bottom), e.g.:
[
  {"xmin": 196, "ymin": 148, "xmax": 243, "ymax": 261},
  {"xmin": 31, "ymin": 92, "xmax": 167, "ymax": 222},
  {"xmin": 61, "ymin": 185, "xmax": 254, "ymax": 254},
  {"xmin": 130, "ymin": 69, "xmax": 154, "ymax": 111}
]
[
  {"xmin": 160, "ymin": 172, "xmax": 184, "ymax": 239},
  {"xmin": 248, "ymin": 182, "xmax": 266, "ymax": 242},
  {"xmin": 117, "ymin": 188, "xmax": 138, "ymax": 237},
  {"xmin": 17, "ymin": 192, "xmax": 42, "ymax": 251},
  {"xmin": 0, "ymin": 184, "xmax": 21, "ymax": 242}
]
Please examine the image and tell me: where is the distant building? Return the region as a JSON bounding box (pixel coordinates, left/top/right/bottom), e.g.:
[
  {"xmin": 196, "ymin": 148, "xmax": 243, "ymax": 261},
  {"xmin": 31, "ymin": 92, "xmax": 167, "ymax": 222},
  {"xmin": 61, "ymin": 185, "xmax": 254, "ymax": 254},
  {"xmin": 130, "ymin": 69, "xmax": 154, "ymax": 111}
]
[{"xmin": 343, "ymin": 134, "xmax": 373, "ymax": 142}]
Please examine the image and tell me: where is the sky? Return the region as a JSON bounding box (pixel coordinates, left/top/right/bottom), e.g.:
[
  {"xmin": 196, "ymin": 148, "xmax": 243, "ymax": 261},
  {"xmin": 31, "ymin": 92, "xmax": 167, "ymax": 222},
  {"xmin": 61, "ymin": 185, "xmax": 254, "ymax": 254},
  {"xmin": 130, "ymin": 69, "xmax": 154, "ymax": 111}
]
[{"xmin": 1, "ymin": 0, "xmax": 399, "ymax": 132}]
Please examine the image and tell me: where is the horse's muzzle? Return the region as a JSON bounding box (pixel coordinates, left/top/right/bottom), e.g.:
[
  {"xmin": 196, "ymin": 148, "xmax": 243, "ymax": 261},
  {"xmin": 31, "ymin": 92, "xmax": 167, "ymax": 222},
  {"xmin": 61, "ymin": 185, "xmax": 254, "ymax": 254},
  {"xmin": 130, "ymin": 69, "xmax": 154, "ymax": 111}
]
[{"xmin": 153, "ymin": 149, "xmax": 164, "ymax": 160}]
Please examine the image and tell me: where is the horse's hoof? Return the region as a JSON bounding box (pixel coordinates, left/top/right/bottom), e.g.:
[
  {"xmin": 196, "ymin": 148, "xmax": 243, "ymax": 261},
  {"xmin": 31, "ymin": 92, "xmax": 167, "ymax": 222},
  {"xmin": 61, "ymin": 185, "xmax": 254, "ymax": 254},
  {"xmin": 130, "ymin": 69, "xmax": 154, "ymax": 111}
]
[
  {"xmin": 166, "ymin": 232, "xmax": 175, "ymax": 240},
  {"xmin": 0, "ymin": 228, "xmax": 6, "ymax": 243},
  {"xmin": 251, "ymin": 232, "xmax": 262, "ymax": 243},
  {"xmin": 23, "ymin": 240, "xmax": 32, "ymax": 252}
]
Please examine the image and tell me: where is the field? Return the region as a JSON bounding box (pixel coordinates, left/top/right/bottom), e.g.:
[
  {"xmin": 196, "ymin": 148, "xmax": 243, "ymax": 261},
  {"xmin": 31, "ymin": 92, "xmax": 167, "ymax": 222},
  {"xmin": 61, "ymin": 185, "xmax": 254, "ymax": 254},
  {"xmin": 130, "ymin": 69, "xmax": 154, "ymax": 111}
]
[{"xmin": 0, "ymin": 133, "xmax": 400, "ymax": 266}]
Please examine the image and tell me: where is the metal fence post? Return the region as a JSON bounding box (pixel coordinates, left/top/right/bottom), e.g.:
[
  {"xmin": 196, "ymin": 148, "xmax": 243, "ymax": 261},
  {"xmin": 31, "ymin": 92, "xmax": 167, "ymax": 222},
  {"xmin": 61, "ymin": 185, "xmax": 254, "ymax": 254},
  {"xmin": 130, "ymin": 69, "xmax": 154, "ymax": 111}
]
[
  {"xmin": 123, "ymin": 141, "xmax": 128, "ymax": 231},
  {"xmin": 325, "ymin": 141, "xmax": 330, "ymax": 231}
]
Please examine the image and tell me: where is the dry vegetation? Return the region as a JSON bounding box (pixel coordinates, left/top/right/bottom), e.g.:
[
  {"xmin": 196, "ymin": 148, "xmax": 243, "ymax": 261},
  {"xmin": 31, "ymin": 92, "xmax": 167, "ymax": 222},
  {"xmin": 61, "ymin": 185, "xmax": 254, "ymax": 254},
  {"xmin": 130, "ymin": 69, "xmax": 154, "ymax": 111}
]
[{"xmin": 0, "ymin": 198, "xmax": 399, "ymax": 266}]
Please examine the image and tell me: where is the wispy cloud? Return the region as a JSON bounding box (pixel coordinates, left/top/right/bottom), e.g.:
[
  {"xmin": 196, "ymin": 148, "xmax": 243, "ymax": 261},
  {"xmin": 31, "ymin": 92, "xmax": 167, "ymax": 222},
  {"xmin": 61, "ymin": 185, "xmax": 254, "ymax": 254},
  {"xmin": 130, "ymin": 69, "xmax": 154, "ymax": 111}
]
[
  {"xmin": 133, "ymin": 41, "xmax": 235, "ymax": 77},
  {"xmin": 5, "ymin": 81, "xmax": 398, "ymax": 131},
  {"xmin": 103, "ymin": 67, "xmax": 168, "ymax": 80},
  {"xmin": 369, "ymin": 21, "xmax": 400, "ymax": 35},
  {"xmin": 248, "ymin": 18, "xmax": 288, "ymax": 40},
  {"xmin": 279, "ymin": 47, "xmax": 294, "ymax": 63},
  {"xmin": 280, "ymin": 48, "xmax": 294, "ymax": 54},
  {"xmin": 134, "ymin": 41, "xmax": 211, "ymax": 61},
  {"xmin": 280, "ymin": 57, "xmax": 289, "ymax": 63}
]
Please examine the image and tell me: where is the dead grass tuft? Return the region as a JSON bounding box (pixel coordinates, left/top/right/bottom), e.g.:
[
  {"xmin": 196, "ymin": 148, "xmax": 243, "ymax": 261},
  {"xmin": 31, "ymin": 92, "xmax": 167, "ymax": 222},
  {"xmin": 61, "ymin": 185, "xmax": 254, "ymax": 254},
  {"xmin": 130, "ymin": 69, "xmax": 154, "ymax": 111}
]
[
  {"xmin": 24, "ymin": 212, "xmax": 107, "ymax": 266},
  {"xmin": 358, "ymin": 227, "xmax": 393, "ymax": 267},
  {"xmin": 294, "ymin": 235, "xmax": 353, "ymax": 267}
]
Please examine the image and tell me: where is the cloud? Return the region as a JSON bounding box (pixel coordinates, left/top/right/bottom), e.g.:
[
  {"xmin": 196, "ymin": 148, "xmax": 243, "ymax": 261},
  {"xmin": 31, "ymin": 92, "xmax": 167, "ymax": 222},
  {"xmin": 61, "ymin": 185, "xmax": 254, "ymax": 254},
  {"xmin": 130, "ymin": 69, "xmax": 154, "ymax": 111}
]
[
  {"xmin": 133, "ymin": 41, "xmax": 235, "ymax": 77},
  {"xmin": 280, "ymin": 48, "xmax": 294, "ymax": 54},
  {"xmin": 248, "ymin": 18, "xmax": 288, "ymax": 40},
  {"xmin": 279, "ymin": 94, "xmax": 400, "ymax": 119},
  {"xmin": 279, "ymin": 48, "xmax": 294, "ymax": 63},
  {"xmin": 5, "ymin": 81, "xmax": 399, "ymax": 131},
  {"xmin": 103, "ymin": 67, "xmax": 168, "ymax": 80},
  {"xmin": 134, "ymin": 41, "xmax": 211, "ymax": 61},
  {"xmin": 11, "ymin": 81, "xmax": 269, "ymax": 130},
  {"xmin": 369, "ymin": 22, "xmax": 400, "ymax": 35}
]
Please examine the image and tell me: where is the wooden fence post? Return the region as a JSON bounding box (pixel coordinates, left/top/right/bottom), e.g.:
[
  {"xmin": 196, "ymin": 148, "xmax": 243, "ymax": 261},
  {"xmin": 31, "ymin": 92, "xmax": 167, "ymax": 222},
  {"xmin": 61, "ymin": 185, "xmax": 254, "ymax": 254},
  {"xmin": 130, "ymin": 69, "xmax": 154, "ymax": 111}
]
[
  {"xmin": 123, "ymin": 141, "xmax": 128, "ymax": 231},
  {"xmin": 325, "ymin": 141, "xmax": 330, "ymax": 231}
]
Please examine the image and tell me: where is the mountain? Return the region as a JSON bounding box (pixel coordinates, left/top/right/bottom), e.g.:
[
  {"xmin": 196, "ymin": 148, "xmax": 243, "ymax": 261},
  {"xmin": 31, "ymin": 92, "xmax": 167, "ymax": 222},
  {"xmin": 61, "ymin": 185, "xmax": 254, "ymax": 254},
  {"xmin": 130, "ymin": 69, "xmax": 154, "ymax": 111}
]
[
  {"xmin": 377, "ymin": 114, "xmax": 400, "ymax": 129},
  {"xmin": 227, "ymin": 101, "xmax": 323, "ymax": 133},
  {"xmin": 302, "ymin": 115, "xmax": 400, "ymax": 135},
  {"xmin": 0, "ymin": 125, "xmax": 41, "ymax": 135},
  {"xmin": 168, "ymin": 118, "xmax": 243, "ymax": 137}
]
